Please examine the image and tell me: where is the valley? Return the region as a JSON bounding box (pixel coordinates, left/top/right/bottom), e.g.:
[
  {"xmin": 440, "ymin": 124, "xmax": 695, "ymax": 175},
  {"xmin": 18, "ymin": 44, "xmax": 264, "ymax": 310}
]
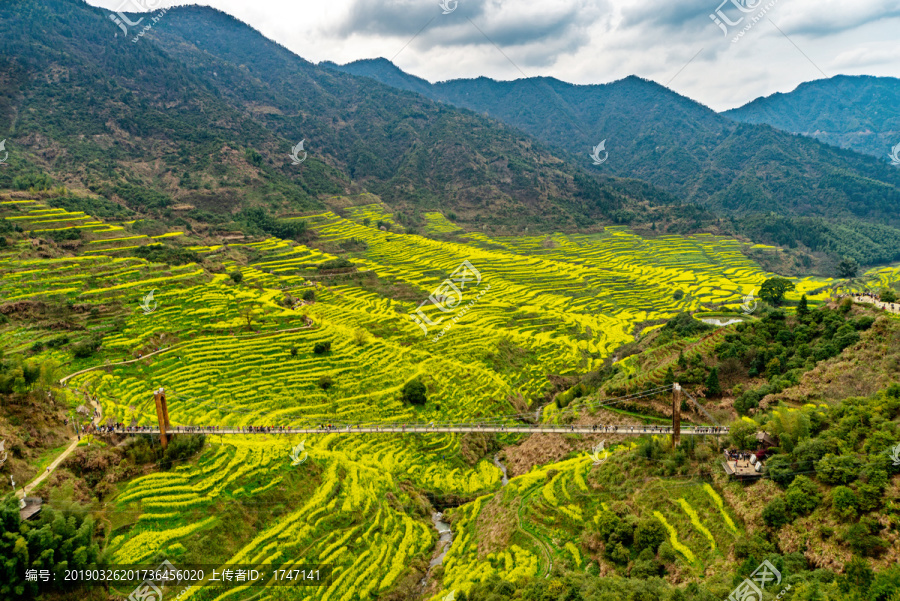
[{"xmin": 1, "ymin": 1, "xmax": 899, "ymax": 601}]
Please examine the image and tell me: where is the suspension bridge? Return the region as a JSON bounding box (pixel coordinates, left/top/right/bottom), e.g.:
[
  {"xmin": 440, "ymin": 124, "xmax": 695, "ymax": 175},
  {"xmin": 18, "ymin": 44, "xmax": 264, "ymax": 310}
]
[
  {"xmin": 93, "ymin": 383, "xmax": 728, "ymax": 448},
  {"xmin": 102, "ymin": 424, "xmax": 727, "ymax": 436}
]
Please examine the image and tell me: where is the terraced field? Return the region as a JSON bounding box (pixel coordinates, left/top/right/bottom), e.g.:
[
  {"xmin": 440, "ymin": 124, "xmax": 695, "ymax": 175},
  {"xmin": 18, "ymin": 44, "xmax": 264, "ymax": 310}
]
[
  {"xmin": 433, "ymin": 443, "xmax": 746, "ymax": 598},
  {"xmin": 4, "ymin": 198, "xmax": 898, "ymax": 600}
]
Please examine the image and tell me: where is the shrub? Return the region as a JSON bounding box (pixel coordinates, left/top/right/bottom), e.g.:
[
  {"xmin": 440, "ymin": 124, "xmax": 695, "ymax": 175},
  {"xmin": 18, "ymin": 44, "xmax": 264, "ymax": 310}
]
[
  {"xmin": 317, "ymin": 258, "xmax": 354, "ymax": 271},
  {"xmin": 832, "ymin": 486, "xmax": 858, "ymax": 520},
  {"xmin": 302, "ymin": 289, "xmax": 315, "ymax": 302},
  {"xmin": 236, "ymin": 207, "xmax": 307, "ymax": 240},
  {"xmin": 784, "ymin": 476, "xmax": 820, "ymax": 516},
  {"xmin": 289, "ymin": 347, "xmax": 298, "ymax": 358},
  {"xmin": 352, "ymin": 328, "xmax": 369, "ymax": 346},
  {"xmin": 657, "ymin": 541, "xmax": 677, "ymax": 563},
  {"xmin": 659, "ymin": 312, "xmax": 713, "ymax": 342},
  {"xmin": 313, "ymin": 341, "xmax": 332, "ymax": 355},
  {"xmin": 634, "ymin": 517, "xmax": 666, "ymax": 552},
  {"xmin": 401, "ymin": 379, "xmax": 427, "ymax": 406},
  {"xmin": 631, "ymin": 548, "xmax": 663, "ymax": 578},
  {"xmin": 133, "ymin": 244, "xmax": 201, "ymax": 266},
  {"xmin": 230, "ymin": 271, "xmax": 243, "ymax": 284},
  {"xmin": 842, "ymin": 520, "xmax": 887, "ymax": 557},
  {"xmin": 816, "ymin": 454, "xmax": 861, "ymax": 485},
  {"xmin": 73, "ymin": 336, "xmax": 102, "ymax": 359},
  {"xmin": 13, "ymin": 172, "xmax": 54, "ymax": 190},
  {"xmin": 160, "ymin": 434, "xmax": 206, "ymax": 470},
  {"xmin": 317, "ymin": 375, "xmax": 334, "ymax": 391},
  {"xmin": 852, "ymin": 316, "xmax": 875, "ymax": 331},
  {"xmin": 762, "ymin": 496, "xmax": 790, "ymax": 528},
  {"xmin": 608, "ymin": 542, "xmax": 630, "ymax": 565},
  {"xmin": 766, "ymin": 455, "xmax": 796, "ymax": 487}
]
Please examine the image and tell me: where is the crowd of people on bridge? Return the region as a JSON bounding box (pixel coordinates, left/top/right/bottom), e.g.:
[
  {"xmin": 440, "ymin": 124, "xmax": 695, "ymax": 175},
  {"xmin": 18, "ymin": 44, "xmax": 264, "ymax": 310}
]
[{"xmin": 90, "ymin": 422, "xmax": 730, "ymax": 436}]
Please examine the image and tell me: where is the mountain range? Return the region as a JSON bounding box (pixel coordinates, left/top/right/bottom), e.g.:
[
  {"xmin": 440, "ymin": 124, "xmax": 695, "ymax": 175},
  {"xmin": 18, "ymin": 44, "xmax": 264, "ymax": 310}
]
[
  {"xmin": 325, "ymin": 58, "xmax": 900, "ymax": 222},
  {"xmin": 1, "ymin": 1, "xmax": 900, "ymax": 267},
  {"xmin": 725, "ymin": 75, "xmax": 900, "ymax": 160},
  {"xmin": 0, "ymin": 0, "xmax": 682, "ymax": 234}
]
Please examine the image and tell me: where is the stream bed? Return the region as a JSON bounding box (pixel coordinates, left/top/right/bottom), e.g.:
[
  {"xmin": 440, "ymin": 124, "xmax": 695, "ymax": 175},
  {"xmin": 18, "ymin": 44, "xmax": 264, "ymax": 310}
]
[{"xmin": 421, "ymin": 455, "xmax": 510, "ymax": 589}]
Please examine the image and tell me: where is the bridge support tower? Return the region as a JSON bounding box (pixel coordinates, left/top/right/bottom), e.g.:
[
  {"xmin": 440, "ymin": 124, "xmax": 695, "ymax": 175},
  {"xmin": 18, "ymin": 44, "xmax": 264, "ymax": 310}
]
[
  {"xmin": 153, "ymin": 388, "xmax": 171, "ymax": 450},
  {"xmin": 672, "ymin": 383, "xmax": 682, "ymax": 448}
]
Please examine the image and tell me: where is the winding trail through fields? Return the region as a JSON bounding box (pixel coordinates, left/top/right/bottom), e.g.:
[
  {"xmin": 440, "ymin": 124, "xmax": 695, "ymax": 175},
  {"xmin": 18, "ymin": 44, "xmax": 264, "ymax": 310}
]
[{"xmin": 60, "ymin": 346, "xmax": 173, "ymax": 384}]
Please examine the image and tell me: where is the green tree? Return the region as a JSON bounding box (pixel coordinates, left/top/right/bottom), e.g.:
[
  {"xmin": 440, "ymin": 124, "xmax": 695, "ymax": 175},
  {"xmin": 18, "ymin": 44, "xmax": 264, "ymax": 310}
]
[
  {"xmin": 839, "ymin": 556, "xmax": 873, "ymax": 597},
  {"xmin": 797, "ymin": 294, "xmax": 809, "ymax": 318},
  {"xmin": 838, "ymin": 257, "xmax": 860, "ymax": 279},
  {"xmin": 727, "ymin": 418, "xmax": 757, "ymax": 449},
  {"xmin": 759, "ymin": 277, "xmax": 795, "ymax": 306},
  {"xmin": 663, "ymin": 366, "xmax": 675, "ymax": 386},
  {"xmin": 705, "ymin": 367, "xmax": 721, "ymax": 397},
  {"xmin": 766, "ymin": 454, "xmax": 797, "ymax": 487},
  {"xmin": 785, "ymin": 475, "xmax": 820, "ymax": 516},
  {"xmin": 816, "ymin": 454, "xmax": 861, "ymax": 485},
  {"xmin": 401, "ymin": 379, "xmax": 427, "ymax": 405},
  {"xmin": 880, "ymin": 288, "xmax": 897, "ymax": 303},
  {"xmin": 230, "ymin": 271, "xmax": 243, "ymax": 284},
  {"xmin": 762, "ymin": 496, "xmax": 790, "ymax": 528},
  {"xmin": 634, "ymin": 518, "xmax": 666, "ymax": 552},
  {"xmin": 0, "ymin": 497, "xmax": 100, "ymax": 599},
  {"xmin": 832, "ymin": 486, "xmax": 858, "ymax": 520}
]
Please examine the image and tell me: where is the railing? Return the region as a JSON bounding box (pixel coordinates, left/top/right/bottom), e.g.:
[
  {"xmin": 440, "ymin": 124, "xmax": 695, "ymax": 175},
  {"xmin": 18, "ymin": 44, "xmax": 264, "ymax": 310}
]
[{"xmin": 94, "ymin": 424, "xmax": 729, "ymax": 436}]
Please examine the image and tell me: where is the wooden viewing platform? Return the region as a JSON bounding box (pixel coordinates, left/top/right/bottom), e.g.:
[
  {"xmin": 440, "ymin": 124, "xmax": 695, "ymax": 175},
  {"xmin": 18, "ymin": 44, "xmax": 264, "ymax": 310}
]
[{"xmin": 721, "ymin": 459, "xmax": 763, "ymax": 479}]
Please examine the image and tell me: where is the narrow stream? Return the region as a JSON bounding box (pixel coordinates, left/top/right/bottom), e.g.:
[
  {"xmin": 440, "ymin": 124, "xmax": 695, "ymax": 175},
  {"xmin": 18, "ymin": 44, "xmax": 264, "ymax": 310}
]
[
  {"xmin": 420, "ymin": 455, "xmax": 510, "ymax": 590},
  {"xmin": 419, "ymin": 511, "xmax": 454, "ymax": 590},
  {"xmin": 492, "ymin": 453, "xmax": 509, "ymax": 486},
  {"xmin": 429, "ymin": 512, "xmax": 453, "ymax": 569}
]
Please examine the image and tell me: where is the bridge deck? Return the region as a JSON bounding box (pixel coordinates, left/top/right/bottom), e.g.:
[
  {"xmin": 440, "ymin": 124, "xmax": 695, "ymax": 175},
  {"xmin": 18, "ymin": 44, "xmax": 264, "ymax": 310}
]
[{"xmin": 100, "ymin": 425, "xmax": 727, "ymax": 436}]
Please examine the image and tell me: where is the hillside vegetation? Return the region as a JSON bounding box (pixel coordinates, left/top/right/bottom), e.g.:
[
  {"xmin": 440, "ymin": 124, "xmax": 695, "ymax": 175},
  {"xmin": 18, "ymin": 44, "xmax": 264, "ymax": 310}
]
[
  {"xmin": 725, "ymin": 75, "xmax": 900, "ymax": 160},
  {"xmin": 0, "ymin": 0, "xmax": 682, "ymax": 237},
  {"xmin": 328, "ymin": 63, "xmax": 900, "ymax": 216},
  {"xmin": 2, "ymin": 188, "xmax": 900, "ymax": 600}
]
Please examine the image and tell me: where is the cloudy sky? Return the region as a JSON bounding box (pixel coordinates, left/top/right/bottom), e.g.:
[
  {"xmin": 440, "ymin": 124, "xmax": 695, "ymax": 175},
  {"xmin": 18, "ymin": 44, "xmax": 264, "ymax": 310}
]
[{"xmin": 89, "ymin": 0, "xmax": 900, "ymax": 111}]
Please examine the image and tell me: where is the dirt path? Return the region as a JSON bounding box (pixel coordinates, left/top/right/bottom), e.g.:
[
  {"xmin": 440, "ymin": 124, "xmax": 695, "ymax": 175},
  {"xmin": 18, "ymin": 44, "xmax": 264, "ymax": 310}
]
[
  {"xmin": 16, "ymin": 437, "xmax": 79, "ymax": 500},
  {"xmin": 15, "ymin": 397, "xmax": 102, "ymax": 500},
  {"xmin": 59, "ymin": 346, "xmax": 173, "ymax": 384},
  {"xmin": 852, "ymin": 295, "xmax": 900, "ymax": 315}
]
